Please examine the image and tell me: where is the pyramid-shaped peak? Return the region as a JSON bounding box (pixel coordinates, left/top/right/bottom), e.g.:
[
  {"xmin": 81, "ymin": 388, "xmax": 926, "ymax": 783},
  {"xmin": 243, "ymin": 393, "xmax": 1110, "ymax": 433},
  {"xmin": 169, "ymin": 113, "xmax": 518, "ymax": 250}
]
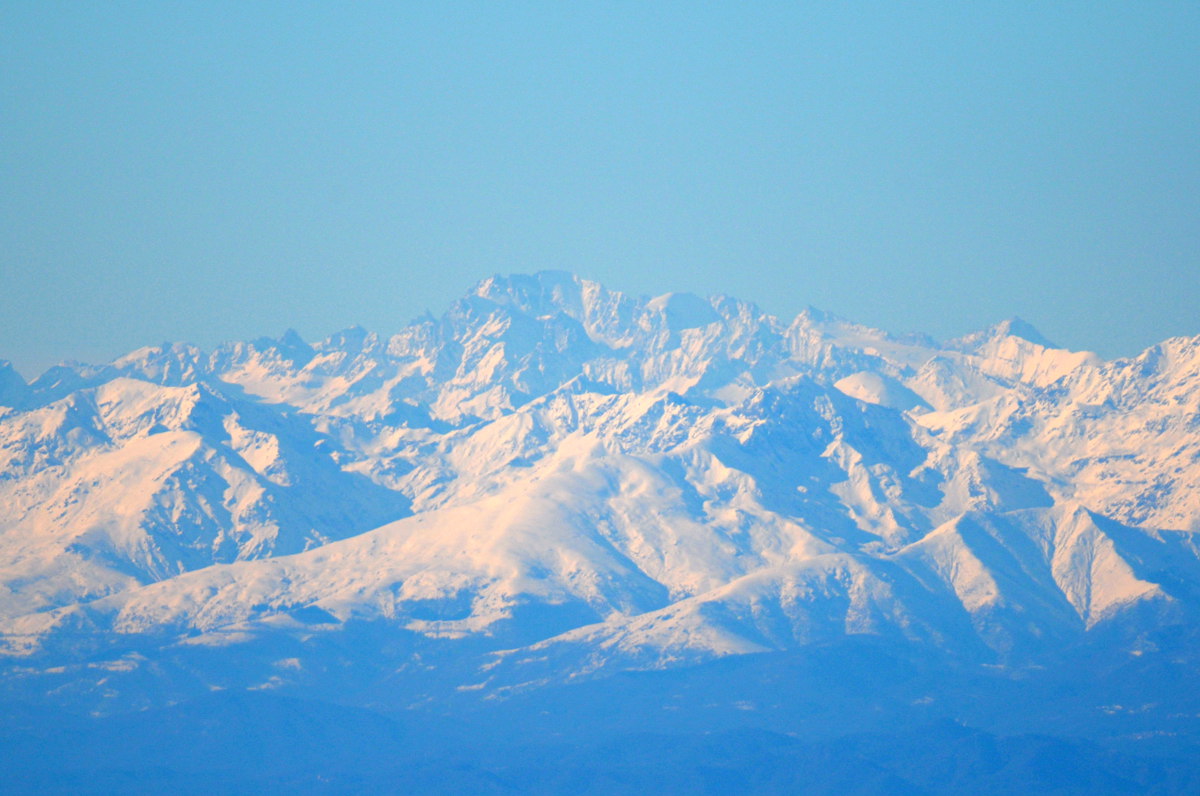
[
  {"xmin": 0, "ymin": 359, "xmax": 25, "ymax": 381},
  {"xmin": 994, "ymin": 317, "xmax": 1056, "ymax": 348},
  {"xmin": 278, "ymin": 328, "xmax": 310, "ymax": 349},
  {"xmin": 951, "ymin": 316, "xmax": 1057, "ymax": 351},
  {"xmin": 0, "ymin": 359, "xmax": 29, "ymax": 408}
]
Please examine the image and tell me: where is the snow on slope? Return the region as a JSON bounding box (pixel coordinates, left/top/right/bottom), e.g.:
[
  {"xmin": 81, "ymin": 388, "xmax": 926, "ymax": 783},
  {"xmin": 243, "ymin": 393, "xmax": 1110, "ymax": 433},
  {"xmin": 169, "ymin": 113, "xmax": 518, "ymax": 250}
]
[
  {"xmin": 0, "ymin": 376, "xmax": 408, "ymax": 621},
  {"xmin": 1, "ymin": 271, "xmax": 1198, "ymax": 707}
]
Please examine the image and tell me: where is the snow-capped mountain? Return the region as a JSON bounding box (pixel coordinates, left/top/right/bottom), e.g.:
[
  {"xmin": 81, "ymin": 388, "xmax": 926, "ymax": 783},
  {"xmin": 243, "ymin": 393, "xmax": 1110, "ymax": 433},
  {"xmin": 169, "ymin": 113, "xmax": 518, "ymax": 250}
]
[{"xmin": 2, "ymin": 271, "xmax": 1199, "ymax": 724}]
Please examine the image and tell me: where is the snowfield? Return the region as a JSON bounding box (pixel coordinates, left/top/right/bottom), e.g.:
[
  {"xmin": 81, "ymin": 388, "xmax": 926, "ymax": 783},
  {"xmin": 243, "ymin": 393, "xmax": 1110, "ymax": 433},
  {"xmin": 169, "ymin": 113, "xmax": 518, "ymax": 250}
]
[{"xmin": 1, "ymin": 271, "xmax": 1199, "ymax": 719}]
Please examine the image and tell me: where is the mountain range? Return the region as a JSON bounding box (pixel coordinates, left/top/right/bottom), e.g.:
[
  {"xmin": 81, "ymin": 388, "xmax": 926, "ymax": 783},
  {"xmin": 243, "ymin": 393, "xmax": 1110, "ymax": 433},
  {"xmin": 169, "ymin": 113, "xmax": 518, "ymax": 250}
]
[{"xmin": 3, "ymin": 271, "xmax": 1199, "ymax": 792}]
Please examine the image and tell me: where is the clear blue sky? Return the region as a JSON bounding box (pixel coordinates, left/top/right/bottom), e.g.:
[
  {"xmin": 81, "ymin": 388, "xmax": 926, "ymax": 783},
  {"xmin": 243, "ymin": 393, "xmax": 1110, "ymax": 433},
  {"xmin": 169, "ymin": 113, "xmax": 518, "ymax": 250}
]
[{"xmin": 2, "ymin": 1, "xmax": 1197, "ymax": 379}]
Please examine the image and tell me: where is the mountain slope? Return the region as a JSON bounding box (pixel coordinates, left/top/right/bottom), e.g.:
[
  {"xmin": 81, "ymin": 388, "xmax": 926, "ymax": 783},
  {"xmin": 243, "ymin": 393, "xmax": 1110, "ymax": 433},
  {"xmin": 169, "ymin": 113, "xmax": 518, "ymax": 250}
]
[{"xmin": 1, "ymin": 271, "xmax": 1198, "ymax": 729}]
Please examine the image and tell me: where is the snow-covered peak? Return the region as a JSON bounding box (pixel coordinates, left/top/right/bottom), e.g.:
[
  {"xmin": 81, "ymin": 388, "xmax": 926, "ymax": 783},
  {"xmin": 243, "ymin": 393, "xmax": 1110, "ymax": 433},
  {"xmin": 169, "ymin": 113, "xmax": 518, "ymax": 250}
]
[
  {"xmin": 471, "ymin": 271, "xmax": 593, "ymax": 319},
  {"xmin": 952, "ymin": 317, "xmax": 1057, "ymax": 351},
  {"xmin": 941, "ymin": 317, "xmax": 1100, "ymax": 392},
  {"xmin": 110, "ymin": 342, "xmax": 206, "ymax": 386},
  {"xmin": 3, "ymin": 271, "xmax": 1199, "ymax": 718},
  {"xmin": 643, "ymin": 292, "xmax": 721, "ymax": 331}
]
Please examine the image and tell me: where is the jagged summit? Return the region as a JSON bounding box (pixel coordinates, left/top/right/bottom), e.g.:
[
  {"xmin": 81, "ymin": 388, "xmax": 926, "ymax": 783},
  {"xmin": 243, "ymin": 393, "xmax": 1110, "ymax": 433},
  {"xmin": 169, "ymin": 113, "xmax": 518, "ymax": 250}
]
[
  {"xmin": 1, "ymin": 271, "xmax": 1198, "ymax": 733},
  {"xmin": 470, "ymin": 270, "xmax": 596, "ymax": 317}
]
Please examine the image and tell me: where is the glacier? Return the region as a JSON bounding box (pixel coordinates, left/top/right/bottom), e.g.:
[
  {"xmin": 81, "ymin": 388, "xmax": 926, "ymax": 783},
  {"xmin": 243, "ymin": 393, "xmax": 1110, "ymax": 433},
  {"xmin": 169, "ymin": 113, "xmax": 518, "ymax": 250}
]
[{"xmin": 2, "ymin": 271, "xmax": 1200, "ymax": 792}]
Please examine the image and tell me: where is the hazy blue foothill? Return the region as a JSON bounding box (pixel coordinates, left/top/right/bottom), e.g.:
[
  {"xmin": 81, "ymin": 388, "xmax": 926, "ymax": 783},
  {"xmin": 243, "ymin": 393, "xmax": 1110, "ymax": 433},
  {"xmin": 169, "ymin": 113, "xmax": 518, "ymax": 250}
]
[{"xmin": 4, "ymin": 643, "xmax": 1200, "ymax": 794}]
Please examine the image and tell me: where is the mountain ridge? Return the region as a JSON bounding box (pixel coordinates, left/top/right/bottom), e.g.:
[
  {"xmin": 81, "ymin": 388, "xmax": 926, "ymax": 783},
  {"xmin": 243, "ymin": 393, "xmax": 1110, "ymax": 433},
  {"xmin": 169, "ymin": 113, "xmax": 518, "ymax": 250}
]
[{"xmin": 1, "ymin": 272, "xmax": 1198, "ymax": 740}]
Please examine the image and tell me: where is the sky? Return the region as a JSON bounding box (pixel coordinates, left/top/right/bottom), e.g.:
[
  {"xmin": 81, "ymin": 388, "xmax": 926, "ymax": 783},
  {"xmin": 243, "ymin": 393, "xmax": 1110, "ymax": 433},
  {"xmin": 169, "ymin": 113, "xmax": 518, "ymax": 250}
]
[{"xmin": 2, "ymin": 1, "xmax": 1198, "ymax": 380}]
